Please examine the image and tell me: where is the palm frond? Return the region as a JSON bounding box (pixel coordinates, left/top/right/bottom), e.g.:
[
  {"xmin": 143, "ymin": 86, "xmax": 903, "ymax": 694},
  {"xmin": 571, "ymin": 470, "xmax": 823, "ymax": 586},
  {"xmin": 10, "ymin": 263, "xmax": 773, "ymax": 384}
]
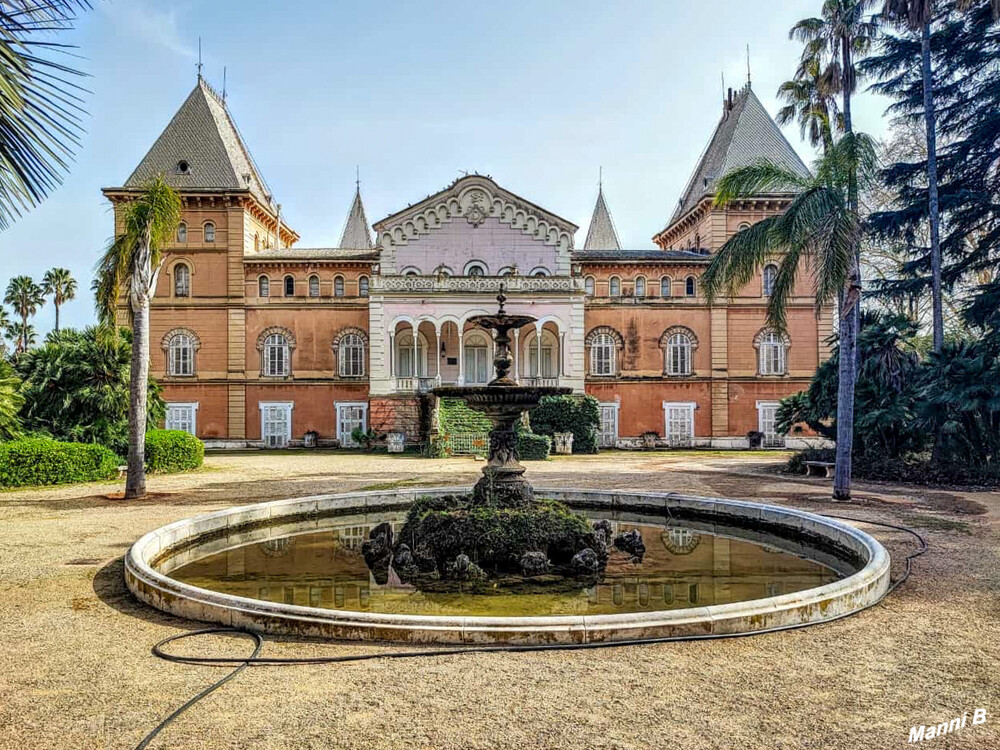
[
  {"xmin": 713, "ymin": 162, "xmax": 813, "ymax": 208},
  {"xmin": 702, "ymin": 215, "xmax": 784, "ymax": 303}
]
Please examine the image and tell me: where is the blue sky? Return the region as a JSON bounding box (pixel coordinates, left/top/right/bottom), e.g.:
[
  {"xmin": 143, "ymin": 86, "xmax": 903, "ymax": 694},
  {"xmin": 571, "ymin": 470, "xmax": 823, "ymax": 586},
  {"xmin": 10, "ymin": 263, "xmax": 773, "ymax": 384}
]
[{"xmin": 0, "ymin": 0, "xmax": 891, "ymax": 334}]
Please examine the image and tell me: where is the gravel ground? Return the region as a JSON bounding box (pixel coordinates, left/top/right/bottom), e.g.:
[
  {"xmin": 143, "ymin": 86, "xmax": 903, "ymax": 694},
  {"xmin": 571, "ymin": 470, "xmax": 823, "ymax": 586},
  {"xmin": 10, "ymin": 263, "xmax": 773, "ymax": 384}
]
[{"xmin": 1, "ymin": 450, "xmax": 998, "ymax": 750}]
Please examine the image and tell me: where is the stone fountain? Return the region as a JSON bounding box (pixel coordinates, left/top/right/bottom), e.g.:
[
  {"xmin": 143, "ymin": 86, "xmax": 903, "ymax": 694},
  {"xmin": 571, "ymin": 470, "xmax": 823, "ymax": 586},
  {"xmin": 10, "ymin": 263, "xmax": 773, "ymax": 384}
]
[
  {"xmin": 360, "ymin": 286, "xmax": 631, "ymax": 586},
  {"xmin": 434, "ymin": 285, "xmax": 571, "ymax": 507}
]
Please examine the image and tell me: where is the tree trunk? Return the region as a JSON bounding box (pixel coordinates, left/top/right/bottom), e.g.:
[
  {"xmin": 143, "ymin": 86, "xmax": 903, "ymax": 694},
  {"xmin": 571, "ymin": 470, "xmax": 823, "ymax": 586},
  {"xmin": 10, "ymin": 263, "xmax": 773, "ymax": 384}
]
[
  {"xmin": 125, "ymin": 299, "xmax": 150, "ymax": 499},
  {"xmin": 54, "ymin": 302, "xmax": 60, "ymax": 333},
  {"xmin": 833, "ymin": 281, "xmax": 859, "ymax": 501},
  {"xmin": 922, "ymin": 22, "xmax": 944, "ymax": 353},
  {"xmin": 841, "ymin": 36, "xmax": 862, "ymax": 383}
]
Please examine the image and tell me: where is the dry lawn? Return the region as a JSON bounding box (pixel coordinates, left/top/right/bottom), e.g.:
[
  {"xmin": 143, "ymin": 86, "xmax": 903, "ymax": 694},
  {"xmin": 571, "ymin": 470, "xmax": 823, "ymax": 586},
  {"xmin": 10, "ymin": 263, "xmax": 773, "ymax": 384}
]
[{"xmin": 1, "ymin": 450, "xmax": 998, "ymax": 749}]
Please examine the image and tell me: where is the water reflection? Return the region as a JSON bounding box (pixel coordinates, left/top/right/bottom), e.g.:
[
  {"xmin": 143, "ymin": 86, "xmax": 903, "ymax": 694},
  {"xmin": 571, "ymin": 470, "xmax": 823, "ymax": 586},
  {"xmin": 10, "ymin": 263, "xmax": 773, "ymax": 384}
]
[{"xmin": 167, "ymin": 510, "xmax": 842, "ymax": 618}]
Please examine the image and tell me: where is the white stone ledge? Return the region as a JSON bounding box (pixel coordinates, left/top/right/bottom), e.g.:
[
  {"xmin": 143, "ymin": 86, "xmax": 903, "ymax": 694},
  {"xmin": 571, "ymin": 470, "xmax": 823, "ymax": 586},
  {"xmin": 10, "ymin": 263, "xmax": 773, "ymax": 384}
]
[{"xmin": 125, "ymin": 486, "xmax": 890, "ymax": 645}]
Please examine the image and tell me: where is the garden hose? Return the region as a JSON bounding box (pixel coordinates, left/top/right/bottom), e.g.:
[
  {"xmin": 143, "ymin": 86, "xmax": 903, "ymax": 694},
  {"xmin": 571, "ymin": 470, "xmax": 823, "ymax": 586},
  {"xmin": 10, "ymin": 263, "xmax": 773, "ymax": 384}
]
[{"xmin": 135, "ymin": 514, "xmax": 928, "ymax": 750}]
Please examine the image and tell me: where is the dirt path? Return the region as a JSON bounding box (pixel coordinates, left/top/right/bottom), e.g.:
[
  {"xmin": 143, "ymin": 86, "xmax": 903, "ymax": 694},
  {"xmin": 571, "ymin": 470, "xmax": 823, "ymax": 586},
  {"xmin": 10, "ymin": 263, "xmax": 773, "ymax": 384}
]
[{"xmin": 1, "ymin": 451, "xmax": 997, "ymax": 749}]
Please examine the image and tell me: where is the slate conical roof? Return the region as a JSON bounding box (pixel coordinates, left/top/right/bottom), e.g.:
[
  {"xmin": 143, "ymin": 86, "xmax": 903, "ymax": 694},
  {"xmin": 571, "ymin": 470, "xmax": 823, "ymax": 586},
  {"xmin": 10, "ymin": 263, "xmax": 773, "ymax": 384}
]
[
  {"xmin": 669, "ymin": 84, "xmax": 811, "ymax": 224},
  {"xmin": 583, "ymin": 186, "xmax": 621, "ymax": 251},
  {"xmin": 339, "ymin": 187, "xmax": 373, "ymax": 249},
  {"xmin": 124, "ymin": 78, "xmax": 273, "ymax": 207}
]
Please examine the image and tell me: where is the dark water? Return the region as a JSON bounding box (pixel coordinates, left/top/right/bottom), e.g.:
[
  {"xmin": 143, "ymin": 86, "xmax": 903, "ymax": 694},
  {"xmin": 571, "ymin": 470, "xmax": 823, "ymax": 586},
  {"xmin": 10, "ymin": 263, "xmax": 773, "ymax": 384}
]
[{"xmin": 166, "ymin": 510, "xmax": 844, "ymax": 617}]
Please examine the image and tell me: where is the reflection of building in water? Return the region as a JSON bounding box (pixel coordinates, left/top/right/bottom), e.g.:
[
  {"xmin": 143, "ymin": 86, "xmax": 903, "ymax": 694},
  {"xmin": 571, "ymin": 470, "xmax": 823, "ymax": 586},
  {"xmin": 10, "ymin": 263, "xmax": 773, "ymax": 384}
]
[{"xmin": 172, "ymin": 520, "xmax": 839, "ymax": 615}]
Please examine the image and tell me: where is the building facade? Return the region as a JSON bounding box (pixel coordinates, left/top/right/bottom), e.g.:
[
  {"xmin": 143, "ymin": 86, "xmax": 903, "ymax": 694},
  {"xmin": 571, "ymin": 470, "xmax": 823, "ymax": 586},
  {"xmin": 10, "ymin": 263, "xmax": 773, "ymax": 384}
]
[{"xmin": 103, "ymin": 79, "xmax": 831, "ymax": 450}]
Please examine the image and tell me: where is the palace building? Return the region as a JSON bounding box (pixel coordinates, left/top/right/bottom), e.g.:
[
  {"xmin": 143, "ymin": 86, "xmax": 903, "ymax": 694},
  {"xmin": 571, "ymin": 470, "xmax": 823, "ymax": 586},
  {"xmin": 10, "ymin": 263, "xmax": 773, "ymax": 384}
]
[{"xmin": 102, "ymin": 78, "xmax": 832, "ymax": 450}]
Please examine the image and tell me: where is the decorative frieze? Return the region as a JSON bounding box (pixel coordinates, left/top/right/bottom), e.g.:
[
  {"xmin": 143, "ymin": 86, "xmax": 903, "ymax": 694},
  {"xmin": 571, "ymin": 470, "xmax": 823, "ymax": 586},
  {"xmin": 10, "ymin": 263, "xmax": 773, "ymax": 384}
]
[{"xmin": 372, "ymin": 275, "xmax": 584, "ymax": 294}]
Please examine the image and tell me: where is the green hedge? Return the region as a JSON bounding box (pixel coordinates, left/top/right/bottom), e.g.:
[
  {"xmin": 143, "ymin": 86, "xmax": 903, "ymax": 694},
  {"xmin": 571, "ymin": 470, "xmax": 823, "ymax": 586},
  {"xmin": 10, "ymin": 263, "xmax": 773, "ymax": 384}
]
[
  {"xmin": 145, "ymin": 430, "xmax": 204, "ymax": 473},
  {"xmin": 529, "ymin": 394, "xmax": 600, "ymax": 453},
  {"xmin": 438, "ymin": 398, "xmax": 492, "ymax": 433},
  {"xmin": 0, "ymin": 438, "xmax": 118, "ymax": 488},
  {"xmin": 517, "ymin": 430, "xmax": 551, "ymax": 460}
]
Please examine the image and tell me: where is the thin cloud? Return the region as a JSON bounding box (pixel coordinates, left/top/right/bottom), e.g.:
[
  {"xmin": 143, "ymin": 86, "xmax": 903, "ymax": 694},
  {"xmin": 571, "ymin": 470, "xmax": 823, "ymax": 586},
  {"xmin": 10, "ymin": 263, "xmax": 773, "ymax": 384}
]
[{"xmin": 100, "ymin": 0, "xmax": 196, "ymax": 59}]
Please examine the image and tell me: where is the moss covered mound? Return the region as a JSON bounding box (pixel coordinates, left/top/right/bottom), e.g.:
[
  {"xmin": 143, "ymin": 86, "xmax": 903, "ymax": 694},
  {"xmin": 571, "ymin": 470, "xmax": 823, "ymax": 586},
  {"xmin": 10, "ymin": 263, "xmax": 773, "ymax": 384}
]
[{"xmin": 393, "ymin": 494, "xmax": 598, "ymax": 579}]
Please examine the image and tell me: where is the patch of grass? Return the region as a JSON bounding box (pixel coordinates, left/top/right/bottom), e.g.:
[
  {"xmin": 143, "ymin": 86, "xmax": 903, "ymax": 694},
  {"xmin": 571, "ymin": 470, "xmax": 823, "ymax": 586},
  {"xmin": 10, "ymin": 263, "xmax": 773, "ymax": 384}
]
[
  {"xmin": 894, "ymin": 511, "xmax": 972, "ymax": 534},
  {"xmin": 358, "ymin": 477, "xmax": 425, "ymax": 492}
]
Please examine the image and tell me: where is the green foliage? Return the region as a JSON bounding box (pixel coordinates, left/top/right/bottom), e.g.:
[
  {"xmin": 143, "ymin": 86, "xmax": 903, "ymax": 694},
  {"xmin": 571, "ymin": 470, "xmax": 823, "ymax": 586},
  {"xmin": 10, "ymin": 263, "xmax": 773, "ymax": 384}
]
[
  {"xmin": 787, "ymin": 446, "xmax": 1000, "ymax": 488},
  {"xmin": 0, "ymin": 360, "xmax": 23, "ymax": 441},
  {"xmin": 438, "ymin": 398, "xmax": 492, "ymax": 433},
  {"xmin": 4, "ymin": 276, "xmax": 45, "ymax": 353},
  {"xmin": 144, "ymin": 430, "xmax": 204, "ymax": 473},
  {"xmin": 528, "ymin": 394, "xmax": 600, "ymax": 454},
  {"xmin": 398, "ymin": 495, "xmax": 594, "ymax": 574},
  {"xmin": 0, "ymin": 437, "xmax": 117, "ymax": 488},
  {"xmin": 350, "ymin": 426, "xmax": 379, "ymax": 450},
  {"xmin": 516, "ymin": 429, "xmax": 550, "ymax": 461},
  {"xmin": 16, "ymin": 326, "xmax": 164, "ymax": 456}
]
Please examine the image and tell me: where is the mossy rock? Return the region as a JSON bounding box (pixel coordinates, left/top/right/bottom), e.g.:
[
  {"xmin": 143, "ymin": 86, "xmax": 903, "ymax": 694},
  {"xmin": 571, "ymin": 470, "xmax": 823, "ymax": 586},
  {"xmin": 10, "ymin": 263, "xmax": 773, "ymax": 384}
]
[{"xmin": 393, "ymin": 494, "xmax": 598, "ymax": 579}]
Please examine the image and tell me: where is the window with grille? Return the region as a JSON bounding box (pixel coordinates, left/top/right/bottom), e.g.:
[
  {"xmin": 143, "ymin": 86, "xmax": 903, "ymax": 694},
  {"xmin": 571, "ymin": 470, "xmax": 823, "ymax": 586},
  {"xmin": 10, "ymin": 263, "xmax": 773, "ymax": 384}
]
[
  {"xmin": 264, "ymin": 334, "xmax": 290, "ymax": 376},
  {"xmin": 590, "ymin": 333, "xmax": 615, "ymax": 375},
  {"xmin": 758, "ymin": 331, "xmax": 786, "ymax": 375},
  {"xmin": 176, "ymin": 223, "xmax": 187, "ymax": 242},
  {"xmin": 165, "ymin": 403, "xmax": 197, "ymax": 435},
  {"xmin": 284, "ymin": 275, "xmax": 295, "ymax": 296},
  {"xmin": 334, "ymin": 276, "xmax": 345, "ymax": 297},
  {"xmin": 660, "ymin": 277, "xmax": 671, "ymax": 297},
  {"xmin": 261, "ymin": 402, "xmax": 292, "ymax": 448},
  {"xmin": 174, "ymin": 264, "xmax": 190, "ymax": 297},
  {"xmin": 168, "ymin": 333, "xmax": 194, "ymax": 376},
  {"xmin": 359, "ymin": 276, "xmax": 369, "ymax": 297},
  {"xmin": 666, "ymin": 332, "xmax": 692, "ymax": 376},
  {"xmin": 634, "ymin": 276, "xmax": 646, "ymax": 298},
  {"xmin": 664, "ymin": 403, "xmax": 695, "ymax": 446},
  {"xmin": 609, "ymin": 277, "xmax": 621, "ymax": 297},
  {"xmin": 763, "ymin": 265, "xmax": 778, "ymax": 296},
  {"xmin": 339, "ymin": 334, "xmax": 365, "ymax": 377},
  {"xmin": 308, "ymin": 275, "xmax": 320, "ymax": 297},
  {"xmin": 258, "ymin": 276, "xmax": 269, "ymax": 297},
  {"xmin": 204, "ymin": 222, "xmax": 215, "ymax": 242}
]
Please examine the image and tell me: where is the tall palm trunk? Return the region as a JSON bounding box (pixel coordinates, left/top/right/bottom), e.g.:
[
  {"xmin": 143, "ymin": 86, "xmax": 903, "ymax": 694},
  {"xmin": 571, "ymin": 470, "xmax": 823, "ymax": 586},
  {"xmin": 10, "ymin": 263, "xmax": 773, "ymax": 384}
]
[
  {"xmin": 19, "ymin": 311, "xmax": 27, "ymax": 353},
  {"xmin": 922, "ymin": 22, "xmax": 943, "ymax": 353},
  {"xmin": 125, "ymin": 230, "xmax": 158, "ymax": 500},
  {"xmin": 54, "ymin": 301, "xmax": 60, "ymax": 333}
]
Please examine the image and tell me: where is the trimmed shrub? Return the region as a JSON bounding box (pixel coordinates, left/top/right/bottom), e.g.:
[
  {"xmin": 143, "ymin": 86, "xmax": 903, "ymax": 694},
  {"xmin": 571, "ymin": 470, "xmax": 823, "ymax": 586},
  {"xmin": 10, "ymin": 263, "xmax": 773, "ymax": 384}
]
[
  {"xmin": 529, "ymin": 394, "xmax": 600, "ymax": 453},
  {"xmin": 145, "ymin": 430, "xmax": 204, "ymax": 474},
  {"xmin": 517, "ymin": 430, "xmax": 551, "ymax": 460},
  {"xmin": 785, "ymin": 448, "xmax": 1000, "ymax": 489},
  {"xmin": 0, "ymin": 438, "xmax": 118, "ymax": 487}
]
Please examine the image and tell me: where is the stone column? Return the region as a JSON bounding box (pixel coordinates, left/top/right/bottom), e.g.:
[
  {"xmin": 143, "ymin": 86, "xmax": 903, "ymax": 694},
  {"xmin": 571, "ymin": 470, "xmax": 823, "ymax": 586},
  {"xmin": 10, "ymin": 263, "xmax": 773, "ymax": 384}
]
[
  {"xmin": 535, "ymin": 323, "xmax": 543, "ymax": 379},
  {"xmin": 560, "ymin": 330, "xmax": 567, "ymax": 377},
  {"xmin": 457, "ymin": 327, "xmax": 465, "ymax": 385},
  {"xmin": 433, "ymin": 321, "xmax": 442, "ymax": 380},
  {"xmin": 410, "ymin": 322, "xmax": 419, "ymax": 378},
  {"xmin": 512, "ymin": 328, "xmax": 520, "ymax": 383},
  {"xmin": 388, "ymin": 331, "xmax": 395, "ymax": 378}
]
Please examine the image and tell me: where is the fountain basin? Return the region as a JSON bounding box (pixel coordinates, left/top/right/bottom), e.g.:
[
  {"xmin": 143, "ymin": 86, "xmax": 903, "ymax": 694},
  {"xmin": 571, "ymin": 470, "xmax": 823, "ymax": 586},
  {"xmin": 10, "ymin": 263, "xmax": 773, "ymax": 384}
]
[{"xmin": 125, "ymin": 488, "xmax": 890, "ymax": 644}]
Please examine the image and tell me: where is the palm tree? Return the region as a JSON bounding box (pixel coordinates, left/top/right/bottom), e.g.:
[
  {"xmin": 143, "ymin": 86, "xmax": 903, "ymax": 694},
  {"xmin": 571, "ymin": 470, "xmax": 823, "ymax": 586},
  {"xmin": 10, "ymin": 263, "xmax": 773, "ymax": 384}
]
[
  {"xmin": 95, "ymin": 176, "xmax": 181, "ymax": 499},
  {"xmin": 0, "ymin": 307, "xmax": 9, "ymax": 358},
  {"xmin": 702, "ymin": 133, "xmax": 879, "ymax": 500},
  {"xmin": 6, "ymin": 321, "xmax": 36, "ymax": 353},
  {"xmin": 4, "ymin": 276, "xmax": 45, "ymax": 353},
  {"xmin": 0, "ymin": 1, "xmax": 90, "ymax": 229},
  {"xmin": 0, "ymin": 359, "xmax": 23, "ymax": 440},
  {"xmin": 41, "ymin": 268, "xmax": 77, "ymax": 332},
  {"xmin": 776, "ymin": 55, "xmax": 840, "ymax": 154}
]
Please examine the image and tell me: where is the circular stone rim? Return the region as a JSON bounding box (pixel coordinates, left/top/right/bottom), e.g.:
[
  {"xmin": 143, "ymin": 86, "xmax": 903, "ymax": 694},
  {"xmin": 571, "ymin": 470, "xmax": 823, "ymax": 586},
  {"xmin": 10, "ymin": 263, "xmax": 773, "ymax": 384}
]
[{"xmin": 124, "ymin": 487, "xmax": 891, "ymax": 645}]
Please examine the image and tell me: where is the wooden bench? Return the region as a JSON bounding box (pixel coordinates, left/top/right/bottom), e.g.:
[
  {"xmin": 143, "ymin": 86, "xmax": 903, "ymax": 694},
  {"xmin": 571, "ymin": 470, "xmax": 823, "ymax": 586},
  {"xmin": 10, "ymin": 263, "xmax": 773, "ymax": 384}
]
[
  {"xmin": 803, "ymin": 460, "xmax": 835, "ymax": 479},
  {"xmin": 117, "ymin": 465, "xmax": 128, "ymax": 480}
]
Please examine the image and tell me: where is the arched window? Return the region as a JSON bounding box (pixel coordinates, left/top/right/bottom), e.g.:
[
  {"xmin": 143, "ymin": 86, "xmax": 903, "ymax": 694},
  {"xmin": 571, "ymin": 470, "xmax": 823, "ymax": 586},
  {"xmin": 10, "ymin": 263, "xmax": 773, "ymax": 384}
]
[
  {"xmin": 498, "ymin": 267, "xmax": 513, "ymax": 277},
  {"xmin": 254, "ymin": 233, "xmax": 260, "ymax": 251},
  {"xmin": 666, "ymin": 332, "xmax": 692, "ymax": 376},
  {"xmin": 173, "ymin": 263, "xmax": 190, "ymax": 297},
  {"xmin": 308, "ymin": 275, "xmax": 320, "ymax": 297},
  {"xmin": 584, "ymin": 276, "xmax": 595, "ymax": 296},
  {"xmin": 338, "ymin": 333, "xmax": 365, "ymax": 377},
  {"xmin": 609, "ymin": 276, "xmax": 621, "ymax": 297},
  {"xmin": 685, "ymin": 276, "xmax": 696, "ymax": 296},
  {"xmin": 590, "ymin": 332, "xmax": 616, "ymax": 375},
  {"xmin": 763, "ymin": 264, "xmax": 778, "ymax": 296},
  {"xmin": 660, "ymin": 276, "xmax": 672, "ymax": 297},
  {"xmin": 463, "ymin": 332, "xmax": 491, "ymax": 385},
  {"xmin": 258, "ymin": 276, "xmax": 270, "ymax": 298},
  {"xmin": 737, "ymin": 222, "xmax": 751, "ymax": 231},
  {"xmin": 634, "ymin": 276, "xmax": 646, "ymax": 298},
  {"xmin": 284, "ymin": 275, "xmax": 295, "ymax": 296},
  {"xmin": 203, "ymin": 222, "xmax": 215, "ymax": 242},
  {"xmin": 530, "ymin": 267, "xmax": 549, "ymax": 277},
  {"xmin": 334, "ymin": 276, "xmax": 345, "ymax": 297},
  {"xmin": 465, "ymin": 261, "xmax": 488, "ymax": 277},
  {"xmin": 262, "ymin": 332, "xmax": 291, "ymax": 377},
  {"xmin": 359, "ymin": 276, "xmax": 369, "ymax": 297},
  {"xmin": 167, "ymin": 331, "xmax": 195, "ymax": 376},
  {"xmin": 395, "ymin": 330, "xmax": 426, "ymax": 378},
  {"xmin": 176, "ymin": 223, "xmax": 187, "ymax": 243},
  {"xmin": 525, "ymin": 329, "xmax": 557, "ymax": 379},
  {"xmin": 401, "ymin": 267, "xmax": 420, "ymax": 276},
  {"xmin": 756, "ymin": 329, "xmax": 788, "ymax": 376}
]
